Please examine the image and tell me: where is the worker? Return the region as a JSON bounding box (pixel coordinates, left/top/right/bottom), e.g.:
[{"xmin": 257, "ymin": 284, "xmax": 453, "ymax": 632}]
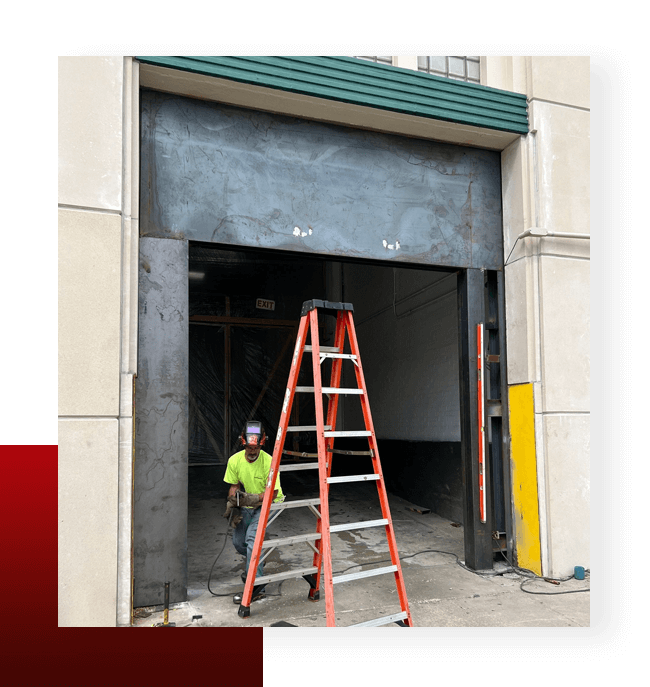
[{"xmin": 223, "ymin": 420, "xmax": 284, "ymax": 605}]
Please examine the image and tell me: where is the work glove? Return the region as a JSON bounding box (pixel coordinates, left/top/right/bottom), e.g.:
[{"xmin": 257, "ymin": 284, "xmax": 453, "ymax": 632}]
[
  {"xmin": 223, "ymin": 500, "xmax": 243, "ymax": 526},
  {"xmin": 235, "ymin": 490, "xmax": 262, "ymax": 508}
]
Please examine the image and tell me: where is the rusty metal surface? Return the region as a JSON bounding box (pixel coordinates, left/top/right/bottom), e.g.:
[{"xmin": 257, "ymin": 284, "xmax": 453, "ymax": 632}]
[{"xmin": 140, "ymin": 90, "xmax": 504, "ymax": 269}]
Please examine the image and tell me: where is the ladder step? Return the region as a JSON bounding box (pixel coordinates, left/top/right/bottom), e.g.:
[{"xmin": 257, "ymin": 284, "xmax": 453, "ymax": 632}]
[
  {"xmin": 253, "ymin": 566, "xmax": 318, "ymax": 585},
  {"xmin": 330, "ymin": 518, "xmax": 388, "ymax": 533},
  {"xmin": 327, "ymin": 474, "xmax": 380, "ymax": 483},
  {"xmin": 269, "ymin": 498, "xmax": 320, "ymax": 510},
  {"xmin": 286, "ymin": 425, "xmax": 332, "ymax": 432},
  {"xmin": 304, "ymin": 345, "xmax": 340, "ymax": 353},
  {"xmin": 333, "ymin": 565, "xmax": 398, "ymax": 585},
  {"xmin": 262, "ymin": 532, "xmax": 321, "ymax": 548},
  {"xmin": 347, "ymin": 611, "xmax": 408, "ymax": 628},
  {"xmin": 295, "ymin": 386, "xmax": 363, "ymax": 395},
  {"xmin": 324, "ymin": 430, "xmax": 372, "ymax": 437},
  {"xmin": 279, "ymin": 462, "xmax": 320, "ymax": 472}
]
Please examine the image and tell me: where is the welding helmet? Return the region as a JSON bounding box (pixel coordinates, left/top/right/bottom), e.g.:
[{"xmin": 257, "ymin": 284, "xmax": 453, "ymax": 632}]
[{"xmin": 240, "ymin": 421, "xmax": 266, "ymax": 449}]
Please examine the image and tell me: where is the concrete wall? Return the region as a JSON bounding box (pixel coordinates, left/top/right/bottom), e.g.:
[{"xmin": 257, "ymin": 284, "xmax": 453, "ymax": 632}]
[
  {"xmin": 329, "ymin": 262, "xmax": 465, "ymax": 523},
  {"xmin": 57, "ymin": 55, "xmax": 589, "ymax": 625},
  {"xmin": 341, "ymin": 263, "xmax": 459, "ymax": 441}
]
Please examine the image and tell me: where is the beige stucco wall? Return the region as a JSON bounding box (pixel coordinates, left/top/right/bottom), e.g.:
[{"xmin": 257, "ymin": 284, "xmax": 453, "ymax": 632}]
[
  {"xmin": 489, "ymin": 56, "xmax": 590, "ymax": 577},
  {"xmin": 58, "ymin": 56, "xmax": 138, "ymax": 626}
]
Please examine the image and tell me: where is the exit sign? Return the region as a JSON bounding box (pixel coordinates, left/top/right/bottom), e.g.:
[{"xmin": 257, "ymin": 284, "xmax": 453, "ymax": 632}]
[{"xmin": 256, "ymin": 298, "xmax": 275, "ymax": 311}]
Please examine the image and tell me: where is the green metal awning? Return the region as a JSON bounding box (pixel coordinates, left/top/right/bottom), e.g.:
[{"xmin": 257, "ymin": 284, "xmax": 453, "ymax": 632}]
[{"xmin": 136, "ymin": 56, "xmax": 528, "ymax": 135}]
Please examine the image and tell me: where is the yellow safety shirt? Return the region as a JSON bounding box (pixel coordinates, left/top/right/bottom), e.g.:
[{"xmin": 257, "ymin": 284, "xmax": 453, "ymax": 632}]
[{"xmin": 224, "ymin": 449, "xmax": 285, "ymax": 505}]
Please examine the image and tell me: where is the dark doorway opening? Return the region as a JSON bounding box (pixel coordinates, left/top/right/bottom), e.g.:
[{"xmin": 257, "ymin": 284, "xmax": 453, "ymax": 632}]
[{"xmin": 186, "ymin": 242, "xmax": 500, "ymax": 595}]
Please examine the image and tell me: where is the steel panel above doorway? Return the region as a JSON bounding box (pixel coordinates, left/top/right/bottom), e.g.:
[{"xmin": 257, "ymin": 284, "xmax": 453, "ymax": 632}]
[{"xmin": 140, "ymin": 90, "xmax": 504, "ymax": 270}]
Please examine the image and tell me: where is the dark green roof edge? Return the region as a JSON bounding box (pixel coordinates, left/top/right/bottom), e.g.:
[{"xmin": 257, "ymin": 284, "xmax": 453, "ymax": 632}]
[{"xmin": 136, "ymin": 56, "xmax": 529, "ymax": 135}]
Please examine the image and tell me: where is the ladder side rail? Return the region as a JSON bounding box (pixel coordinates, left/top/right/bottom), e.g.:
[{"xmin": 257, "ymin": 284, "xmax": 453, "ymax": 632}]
[
  {"xmin": 343, "ymin": 310, "xmax": 414, "ymax": 627},
  {"xmin": 324, "ymin": 313, "xmax": 346, "ymax": 476},
  {"xmin": 309, "ymin": 307, "xmax": 337, "ymax": 627},
  {"xmin": 310, "ymin": 310, "xmax": 346, "ymax": 602},
  {"xmin": 325, "ymin": 311, "xmax": 347, "ymax": 436},
  {"xmin": 324, "ymin": 310, "xmax": 347, "ymax": 465},
  {"xmin": 239, "ymin": 313, "xmax": 310, "ymax": 613},
  {"xmin": 343, "ymin": 309, "xmax": 390, "ymax": 493}
]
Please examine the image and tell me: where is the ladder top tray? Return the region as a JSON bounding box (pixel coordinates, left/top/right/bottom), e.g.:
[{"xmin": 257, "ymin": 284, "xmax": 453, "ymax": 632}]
[{"xmin": 301, "ymin": 300, "xmax": 354, "ymax": 317}]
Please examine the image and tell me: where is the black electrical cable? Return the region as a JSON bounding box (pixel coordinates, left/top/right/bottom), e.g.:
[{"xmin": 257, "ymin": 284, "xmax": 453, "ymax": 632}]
[
  {"xmin": 518, "ymin": 566, "xmax": 590, "ymax": 595},
  {"xmin": 206, "ymin": 511, "xmax": 589, "ymax": 598},
  {"xmin": 331, "ymin": 546, "xmax": 590, "ymax": 595},
  {"xmin": 178, "ymin": 544, "xmax": 588, "ymax": 626},
  {"xmin": 206, "ymin": 510, "xmax": 283, "ymax": 598},
  {"xmin": 495, "ymin": 548, "xmax": 590, "ymax": 595},
  {"xmin": 206, "ymin": 511, "xmax": 236, "ymax": 597}
]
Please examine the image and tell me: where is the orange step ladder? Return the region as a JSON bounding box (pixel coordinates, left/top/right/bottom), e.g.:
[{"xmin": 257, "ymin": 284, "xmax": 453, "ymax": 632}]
[{"xmin": 237, "ymin": 300, "xmax": 413, "ymax": 627}]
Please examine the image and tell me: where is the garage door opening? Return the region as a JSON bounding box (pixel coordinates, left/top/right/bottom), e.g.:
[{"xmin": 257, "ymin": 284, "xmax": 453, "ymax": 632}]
[
  {"xmin": 136, "ymin": 89, "xmax": 510, "ymax": 609},
  {"xmin": 185, "ymin": 241, "xmax": 506, "ymax": 599}
]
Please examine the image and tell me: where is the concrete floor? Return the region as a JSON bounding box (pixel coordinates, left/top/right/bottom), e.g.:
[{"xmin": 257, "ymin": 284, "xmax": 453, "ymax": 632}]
[{"xmin": 132, "ymin": 465, "xmax": 590, "ymax": 628}]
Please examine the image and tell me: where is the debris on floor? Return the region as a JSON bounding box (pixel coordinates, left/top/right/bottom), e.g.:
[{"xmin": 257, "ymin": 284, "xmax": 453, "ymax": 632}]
[{"xmin": 406, "ymin": 506, "xmax": 431, "ymax": 515}]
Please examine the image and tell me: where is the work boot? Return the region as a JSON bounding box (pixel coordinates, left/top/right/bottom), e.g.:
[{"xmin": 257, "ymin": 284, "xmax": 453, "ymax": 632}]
[{"xmin": 233, "ymin": 584, "xmax": 266, "ymax": 605}]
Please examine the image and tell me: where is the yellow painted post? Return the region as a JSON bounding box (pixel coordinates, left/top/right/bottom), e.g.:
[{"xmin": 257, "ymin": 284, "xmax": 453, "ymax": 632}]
[{"xmin": 508, "ymin": 383, "xmax": 542, "ymax": 576}]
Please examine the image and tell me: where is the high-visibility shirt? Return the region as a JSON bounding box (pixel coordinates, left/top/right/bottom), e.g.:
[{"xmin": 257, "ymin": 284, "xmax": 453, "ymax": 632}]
[{"xmin": 224, "ymin": 449, "xmax": 285, "ymax": 505}]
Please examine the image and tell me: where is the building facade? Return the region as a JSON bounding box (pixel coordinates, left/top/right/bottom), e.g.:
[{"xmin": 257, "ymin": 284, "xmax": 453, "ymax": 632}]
[{"xmin": 58, "ymin": 55, "xmax": 589, "ymax": 626}]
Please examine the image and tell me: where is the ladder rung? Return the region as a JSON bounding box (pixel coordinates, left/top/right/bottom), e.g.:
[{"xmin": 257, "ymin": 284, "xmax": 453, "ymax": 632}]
[
  {"xmin": 295, "ymin": 387, "xmax": 363, "ymax": 395},
  {"xmin": 262, "ymin": 532, "xmax": 321, "ymax": 548},
  {"xmin": 327, "ymin": 474, "xmax": 380, "ymax": 483},
  {"xmin": 324, "ymin": 430, "xmax": 372, "ymax": 437},
  {"xmin": 279, "ymin": 462, "xmax": 320, "ymax": 472},
  {"xmin": 333, "ymin": 565, "xmax": 398, "ymax": 584},
  {"xmin": 302, "ymin": 344, "xmax": 358, "ymax": 359},
  {"xmin": 253, "ymin": 566, "xmax": 318, "ymax": 585},
  {"xmin": 283, "ymin": 449, "xmax": 372, "ymax": 457},
  {"xmin": 269, "ymin": 498, "xmax": 320, "ymax": 510},
  {"xmin": 347, "ymin": 611, "xmax": 408, "ymax": 628},
  {"xmin": 286, "ymin": 425, "xmax": 332, "ymax": 432},
  {"xmin": 330, "ymin": 518, "xmax": 388, "ymax": 533}
]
